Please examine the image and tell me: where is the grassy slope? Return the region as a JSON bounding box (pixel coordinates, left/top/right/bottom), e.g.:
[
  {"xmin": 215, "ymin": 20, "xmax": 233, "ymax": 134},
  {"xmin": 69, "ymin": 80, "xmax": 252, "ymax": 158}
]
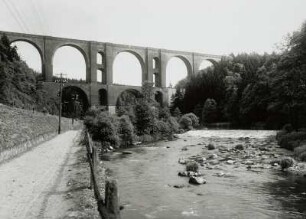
[{"xmin": 0, "ymin": 104, "xmax": 76, "ymax": 152}]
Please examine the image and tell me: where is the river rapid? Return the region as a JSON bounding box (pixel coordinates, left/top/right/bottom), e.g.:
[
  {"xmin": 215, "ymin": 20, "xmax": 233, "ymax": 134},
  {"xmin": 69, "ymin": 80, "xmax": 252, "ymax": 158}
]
[{"xmin": 102, "ymin": 130, "xmax": 306, "ymax": 219}]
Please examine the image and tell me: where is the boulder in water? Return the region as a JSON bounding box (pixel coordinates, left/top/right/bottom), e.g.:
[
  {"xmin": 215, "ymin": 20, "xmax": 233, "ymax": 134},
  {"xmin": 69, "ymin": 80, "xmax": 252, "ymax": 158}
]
[
  {"xmin": 207, "ymin": 144, "xmax": 216, "ymax": 150},
  {"xmin": 122, "ymin": 151, "xmax": 133, "ymax": 155},
  {"xmin": 235, "ymin": 144, "xmax": 244, "ymax": 150},
  {"xmin": 189, "ymin": 176, "xmax": 206, "ymax": 185}
]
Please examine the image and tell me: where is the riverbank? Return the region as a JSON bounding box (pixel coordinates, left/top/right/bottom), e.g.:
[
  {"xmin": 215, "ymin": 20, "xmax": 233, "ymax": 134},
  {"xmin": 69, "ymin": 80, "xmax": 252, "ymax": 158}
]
[
  {"xmin": 103, "ymin": 129, "xmax": 306, "ymax": 219},
  {"xmin": 65, "ymin": 134, "xmax": 106, "ymax": 218}
]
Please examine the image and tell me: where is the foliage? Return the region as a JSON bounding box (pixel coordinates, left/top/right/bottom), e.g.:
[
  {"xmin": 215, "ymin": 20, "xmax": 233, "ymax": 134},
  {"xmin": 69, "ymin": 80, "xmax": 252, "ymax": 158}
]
[
  {"xmin": 202, "ymin": 98, "xmax": 218, "ymax": 124},
  {"xmin": 172, "ymin": 107, "xmax": 181, "ymax": 118},
  {"xmin": 170, "ymin": 21, "xmax": 306, "ymax": 129},
  {"xmin": 186, "ymin": 161, "xmax": 199, "ymax": 172},
  {"xmin": 117, "ymin": 115, "xmax": 135, "ymax": 147},
  {"xmin": 179, "ymin": 114, "xmax": 192, "ymax": 130},
  {"xmin": 90, "ymin": 112, "xmax": 120, "ymax": 148},
  {"xmin": 135, "ymin": 100, "xmax": 156, "ymax": 135},
  {"xmin": 294, "ymin": 145, "xmax": 306, "ymax": 161},
  {"xmin": 184, "ymin": 113, "xmax": 199, "ymax": 128},
  {"xmin": 0, "ymin": 34, "xmax": 58, "ymax": 114},
  {"xmin": 277, "ymin": 131, "xmax": 306, "ymax": 150}
]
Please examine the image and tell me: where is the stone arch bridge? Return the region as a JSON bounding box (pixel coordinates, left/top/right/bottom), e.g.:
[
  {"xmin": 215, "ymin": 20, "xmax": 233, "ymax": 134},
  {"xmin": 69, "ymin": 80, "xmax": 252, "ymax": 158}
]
[{"xmin": 0, "ymin": 30, "xmax": 222, "ymax": 113}]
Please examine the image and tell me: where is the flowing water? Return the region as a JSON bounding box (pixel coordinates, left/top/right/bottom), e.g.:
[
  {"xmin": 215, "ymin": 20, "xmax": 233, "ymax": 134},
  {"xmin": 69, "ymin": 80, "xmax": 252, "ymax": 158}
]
[{"xmin": 102, "ymin": 130, "xmax": 306, "ymax": 219}]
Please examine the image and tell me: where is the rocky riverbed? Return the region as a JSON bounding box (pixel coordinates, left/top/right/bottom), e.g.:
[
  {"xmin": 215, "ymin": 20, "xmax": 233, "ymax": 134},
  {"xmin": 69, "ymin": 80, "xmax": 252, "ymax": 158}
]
[
  {"xmin": 176, "ymin": 130, "xmax": 306, "ymax": 186},
  {"xmin": 103, "ymin": 129, "xmax": 306, "ymax": 219}
]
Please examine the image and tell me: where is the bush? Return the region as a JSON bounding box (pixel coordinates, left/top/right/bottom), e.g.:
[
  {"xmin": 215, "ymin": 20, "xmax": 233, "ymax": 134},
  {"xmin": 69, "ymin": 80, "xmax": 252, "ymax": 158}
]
[
  {"xmin": 207, "ymin": 143, "xmax": 216, "ymax": 150},
  {"xmin": 159, "ymin": 107, "xmax": 171, "ymax": 120},
  {"xmin": 87, "ymin": 111, "xmax": 120, "ymax": 148},
  {"xmin": 186, "ymin": 161, "xmax": 199, "ymax": 172},
  {"xmin": 138, "ymin": 134, "xmax": 154, "ymax": 143},
  {"xmin": 202, "ymin": 98, "xmax": 218, "ymax": 123},
  {"xmin": 294, "ymin": 145, "xmax": 306, "ymax": 161},
  {"xmin": 279, "ymin": 157, "xmax": 294, "ymax": 170},
  {"xmin": 277, "ymin": 131, "xmax": 306, "ymax": 150},
  {"xmin": 118, "ymin": 115, "xmax": 135, "ymax": 147},
  {"xmin": 184, "ymin": 113, "xmax": 199, "ymax": 127},
  {"xmin": 300, "ymin": 152, "xmax": 306, "ymax": 161},
  {"xmin": 179, "ymin": 115, "xmax": 193, "ymax": 130},
  {"xmin": 156, "ymin": 119, "xmax": 171, "ymax": 137},
  {"xmin": 168, "ymin": 116, "xmax": 180, "ymax": 133},
  {"xmin": 172, "ymin": 107, "xmax": 181, "ymax": 118}
]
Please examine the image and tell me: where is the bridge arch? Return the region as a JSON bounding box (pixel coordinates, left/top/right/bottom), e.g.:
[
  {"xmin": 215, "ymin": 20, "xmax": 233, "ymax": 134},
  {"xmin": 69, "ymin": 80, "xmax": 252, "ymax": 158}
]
[
  {"xmin": 10, "ymin": 40, "xmax": 43, "ymax": 78},
  {"xmin": 166, "ymin": 56, "xmax": 192, "ymax": 87},
  {"xmin": 52, "ymin": 45, "xmax": 87, "ymax": 81},
  {"xmin": 198, "ymin": 59, "xmax": 215, "ymax": 71},
  {"xmin": 116, "ymin": 89, "xmax": 142, "ymax": 107},
  {"xmin": 10, "ymin": 39, "xmax": 44, "ymax": 62},
  {"xmin": 62, "ymin": 85, "xmax": 89, "ymax": 117},
  {"xmin": 113, "ymin": 51, "xmax": 145, "ymax": 86}
]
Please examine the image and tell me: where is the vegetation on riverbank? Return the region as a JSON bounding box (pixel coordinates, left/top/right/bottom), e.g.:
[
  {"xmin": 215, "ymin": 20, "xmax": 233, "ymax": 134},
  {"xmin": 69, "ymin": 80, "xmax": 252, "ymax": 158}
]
[
  {"xmin": 276, "ymin": 126, "xmax": 306, "ymax": 162},
  {"xmin": 84, "ymin": 82, "xmax": 199, "ymax": 151},
  {"xmin": 171, "ymin": 21, "xmax": 306, "ymax": 130}
]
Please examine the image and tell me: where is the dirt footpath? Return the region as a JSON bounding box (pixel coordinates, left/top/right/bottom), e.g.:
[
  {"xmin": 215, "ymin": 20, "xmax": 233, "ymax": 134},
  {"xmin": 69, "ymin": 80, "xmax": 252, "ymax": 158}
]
[{"xmin": 0, "ymin": 130, "xmax": 98, "ymax": 219}]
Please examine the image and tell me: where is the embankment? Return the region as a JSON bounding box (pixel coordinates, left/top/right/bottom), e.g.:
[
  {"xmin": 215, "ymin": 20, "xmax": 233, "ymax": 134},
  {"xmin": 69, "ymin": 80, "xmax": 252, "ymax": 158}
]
[{"xmin": 0, "ymin": 104, "xmax": 80, "ymax": 163}]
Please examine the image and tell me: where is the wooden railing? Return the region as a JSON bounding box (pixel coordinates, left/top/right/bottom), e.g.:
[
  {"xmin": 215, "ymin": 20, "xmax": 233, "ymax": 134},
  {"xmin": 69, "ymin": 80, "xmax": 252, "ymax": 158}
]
[{"xmin": 85, "ymin": 131, "xmax": 121, "ymax": 219}]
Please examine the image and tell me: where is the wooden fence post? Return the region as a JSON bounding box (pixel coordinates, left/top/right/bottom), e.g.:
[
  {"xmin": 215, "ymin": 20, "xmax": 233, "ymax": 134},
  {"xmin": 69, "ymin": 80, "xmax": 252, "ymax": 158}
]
[{"xmin": 105, "ymin": 180, "xmax": 121, "ymax": 219}]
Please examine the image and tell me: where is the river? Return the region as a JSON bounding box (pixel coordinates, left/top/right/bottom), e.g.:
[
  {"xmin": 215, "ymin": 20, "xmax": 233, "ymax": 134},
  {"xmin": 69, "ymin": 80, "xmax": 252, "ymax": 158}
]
[{"xmin": 102, "ymin": 130, "xmax": 306, "ymax": 219}]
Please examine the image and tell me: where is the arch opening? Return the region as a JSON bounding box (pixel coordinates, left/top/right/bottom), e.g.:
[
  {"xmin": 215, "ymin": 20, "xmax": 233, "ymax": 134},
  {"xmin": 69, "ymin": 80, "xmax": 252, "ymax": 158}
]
[
  {"xmin": 97, "ymin": 52, "xmax": 104, "ymax": 65},
  {"xmin": 10, "ymin": 41, "xmax": 42, "ymax": 79},
  {"xmin": 99, "ymin": 89, "xmax": 108, "ymax": 106},
  {"xmin": 62, "ymin": 86, "xmax": 89, "ymax": 118},
  {"xmin": 53, "ymin": 46, "xmax": 86, "ymax": 82},
  {"xmin": 153, "ymin": 57, "xmax": 161, "ymax": 87},
  {"xmin": 113, "ymin": 52, "xmax": 143, "ymax": 86},
  {"xmin": 166, "ymin": 57, "xmax": 189, "ymax": 88},
  {"xmin": 97, "ymin": 69, "xmax": 106, "ymax": 84},
  {"xmin": 199, "ymin": 59, "xmax": 214, "ymax": 71}
]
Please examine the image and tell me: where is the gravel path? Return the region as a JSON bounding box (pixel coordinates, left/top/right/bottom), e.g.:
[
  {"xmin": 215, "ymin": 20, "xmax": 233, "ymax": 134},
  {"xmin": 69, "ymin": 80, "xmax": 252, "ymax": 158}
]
[{"xmin": 0, "ymin": 130, "xmax": 80, "ymax": 219}]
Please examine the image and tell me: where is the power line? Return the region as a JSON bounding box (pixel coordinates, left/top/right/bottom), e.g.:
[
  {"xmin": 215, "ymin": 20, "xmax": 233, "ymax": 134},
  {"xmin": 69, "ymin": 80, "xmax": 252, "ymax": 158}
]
[
  {"xmin": 29, "ymin": 0, "xmax": 46, "ymax": 34},
  {"xmin": 3, "ymin": 0, "xmax": 31, "ymax": 33},
  {"xmin": 2, "ymin": 0, "xmax": 27, "ymax": 32}
]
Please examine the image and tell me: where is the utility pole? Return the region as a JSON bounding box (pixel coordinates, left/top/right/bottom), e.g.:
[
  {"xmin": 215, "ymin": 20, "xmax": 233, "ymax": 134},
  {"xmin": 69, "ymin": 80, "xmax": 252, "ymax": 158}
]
[{"xmin": 55, "ymin": 73, "xmax": 67, "ymax": 134}]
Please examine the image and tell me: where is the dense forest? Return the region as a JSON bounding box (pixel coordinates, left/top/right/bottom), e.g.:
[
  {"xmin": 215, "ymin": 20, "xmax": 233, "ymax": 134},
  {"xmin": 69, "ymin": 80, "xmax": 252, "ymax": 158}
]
[
  {"xmin": 0, "ymin": 34, "xmax": 59, "ymax": 113},
  {"xmin": 171, "ymin": 21, "xmax": 306, "ymax": 130}
]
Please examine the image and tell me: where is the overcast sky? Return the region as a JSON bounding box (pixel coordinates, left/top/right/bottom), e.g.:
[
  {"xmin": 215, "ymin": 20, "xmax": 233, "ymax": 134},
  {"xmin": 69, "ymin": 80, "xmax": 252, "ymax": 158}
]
[{"xmin": 1, "ymin": 0, "xmax": 306, "ymax": 85}]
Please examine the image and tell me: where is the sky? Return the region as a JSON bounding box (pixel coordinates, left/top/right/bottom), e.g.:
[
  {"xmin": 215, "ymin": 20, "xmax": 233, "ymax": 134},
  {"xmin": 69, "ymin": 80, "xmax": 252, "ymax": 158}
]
[{"xmin": 2, "ymin": 0, "xmax": 306, "ymax": 86}]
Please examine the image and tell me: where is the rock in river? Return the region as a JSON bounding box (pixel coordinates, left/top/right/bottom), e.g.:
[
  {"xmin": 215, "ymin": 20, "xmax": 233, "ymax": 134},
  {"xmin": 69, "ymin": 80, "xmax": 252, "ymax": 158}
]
[
  {"xmin": 122, "ymin": 151, "xmax": 133, "ymax": 155},
  {"xmin": 189, "ymin": 176, "xmax": 206, "ymax": 185},
  {"xmin": 235, "ymin": 144, "xmax": 244, "ymax": 150},
  {"xmin": 178, "ymin": 158, "xmax": 187, "ymax": 164},
  {"xmin": 207, "ymin": 143, "xmax": 216, "ymax": 150},
  {"xmin": 226, "ymin": 160, "xmax": 235, "ymax": 165}
]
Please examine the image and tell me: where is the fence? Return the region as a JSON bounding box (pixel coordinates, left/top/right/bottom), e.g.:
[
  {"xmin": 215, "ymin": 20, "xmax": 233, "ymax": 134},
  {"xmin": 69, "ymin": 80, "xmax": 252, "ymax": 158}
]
[{"xmin": 85, "ymin": 131, "xmax": 121, "ymax": 219}]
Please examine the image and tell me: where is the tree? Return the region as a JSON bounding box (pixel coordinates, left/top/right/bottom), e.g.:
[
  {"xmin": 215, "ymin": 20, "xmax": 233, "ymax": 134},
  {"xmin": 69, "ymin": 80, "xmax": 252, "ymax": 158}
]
[
  {"xmin": 202, "ymin": 98, "xmax": 218, "ymax": 124},
  {"xmin": 135, "ymin": 100, "xmax": 156, "ymax": 135},
  {"xmin": 118, "ymin": 115, "xmax": 134, "ymax": 147}
]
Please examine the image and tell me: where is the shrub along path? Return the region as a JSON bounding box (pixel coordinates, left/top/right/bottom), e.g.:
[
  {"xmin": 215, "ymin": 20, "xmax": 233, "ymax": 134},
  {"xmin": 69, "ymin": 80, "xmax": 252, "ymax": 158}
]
[{"xmin": 0, "ymin": 130, "xmax": 97, "ymax": 219}]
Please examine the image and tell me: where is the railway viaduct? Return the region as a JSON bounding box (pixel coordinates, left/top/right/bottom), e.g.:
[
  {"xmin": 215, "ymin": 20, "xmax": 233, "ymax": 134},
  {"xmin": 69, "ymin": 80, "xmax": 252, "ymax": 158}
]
[{"xmin": 0, "ymin": 30, "xmax": 222, "ymax": 113}]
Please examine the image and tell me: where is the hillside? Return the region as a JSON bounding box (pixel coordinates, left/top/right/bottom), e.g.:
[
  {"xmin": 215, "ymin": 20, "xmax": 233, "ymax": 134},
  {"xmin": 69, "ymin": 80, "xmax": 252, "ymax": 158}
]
[
  {"xmin": 0, "ymin": 104, "xmax": 77, "ymax": 152},
  {"xmin": 0, "ymin": 34, "xmax": 58, "ymax": 113}
]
